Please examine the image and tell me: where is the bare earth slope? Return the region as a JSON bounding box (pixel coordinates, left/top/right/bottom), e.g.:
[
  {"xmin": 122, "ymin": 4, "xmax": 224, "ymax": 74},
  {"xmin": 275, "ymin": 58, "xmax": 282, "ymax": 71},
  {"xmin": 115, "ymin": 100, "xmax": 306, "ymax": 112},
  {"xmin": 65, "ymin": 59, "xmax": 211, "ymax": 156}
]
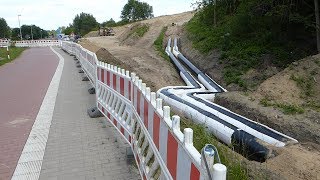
[
  {"xmin": 80, "ymin": 12, "xmax": 194, "ymax": 91},
  {"xmin": 80, "ymin": 11, "xmax": 320, "ymax": 180}
]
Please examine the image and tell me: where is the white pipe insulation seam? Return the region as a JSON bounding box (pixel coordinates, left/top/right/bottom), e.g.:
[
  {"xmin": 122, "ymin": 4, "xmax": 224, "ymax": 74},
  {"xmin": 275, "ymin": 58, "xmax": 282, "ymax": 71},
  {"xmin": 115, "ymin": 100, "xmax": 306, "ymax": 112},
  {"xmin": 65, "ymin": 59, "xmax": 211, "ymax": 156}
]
[{"xmin": 157, "ymin": 38, "xmax": 298, "ymax": 161}]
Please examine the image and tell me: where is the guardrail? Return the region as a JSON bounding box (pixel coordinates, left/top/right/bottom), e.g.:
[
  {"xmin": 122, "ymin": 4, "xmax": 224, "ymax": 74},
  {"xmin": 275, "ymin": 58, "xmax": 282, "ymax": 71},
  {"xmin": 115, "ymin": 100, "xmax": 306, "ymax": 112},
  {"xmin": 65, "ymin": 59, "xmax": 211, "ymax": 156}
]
[{"xmin": 61, "ymin": 41, "xmax": 227, "ymax": 180}]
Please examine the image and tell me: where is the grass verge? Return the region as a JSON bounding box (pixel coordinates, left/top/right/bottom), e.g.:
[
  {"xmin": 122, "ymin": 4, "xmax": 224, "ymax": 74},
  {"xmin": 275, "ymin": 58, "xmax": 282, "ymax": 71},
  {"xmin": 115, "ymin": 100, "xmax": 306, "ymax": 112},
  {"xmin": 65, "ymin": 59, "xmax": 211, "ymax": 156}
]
[
  {"xmin": 0, "ymin": 47, "xmax": 26, "ymax": 66},
  {"xmin": 180, "ymin": 119, "xmax": 249, "ymax": 180},
  {"xmin": 154, "ymin": 26, "xmax": 170, "ymax": 61}
]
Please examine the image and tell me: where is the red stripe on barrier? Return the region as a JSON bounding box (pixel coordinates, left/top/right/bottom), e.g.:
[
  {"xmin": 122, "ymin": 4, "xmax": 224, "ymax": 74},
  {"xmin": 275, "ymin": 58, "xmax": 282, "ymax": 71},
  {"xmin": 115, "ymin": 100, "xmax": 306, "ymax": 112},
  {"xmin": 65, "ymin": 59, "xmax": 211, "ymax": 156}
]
[
  {"xmin": 129, "ymin": 136, "xmax": 131, "ymax": 143},
  {"xmin": 190, "ymin": 163, "xmax": 200, "ymax": 180},
  {"xmin": 120, "ymin": 127, "xmax": 124, "ymax": 135},
  {"xmin": 101, "ymin": 69, "xmax": 104, "ymax": 82},
  {"xmin": 102, "ymin": 107, "xmax": 105, "ymax": 113},
  {"xmin": 144, "ymin": 100, "xmax": 148, "ymax": 128},
  {"xmin": 167, "ymin": 132, "xmax": 178, "ymax": 180},
  {"xmin": 113, "ymin": 74, "xmax": 117, "ymax": 90},
  {"xmin": 114, "ymin": 119, "xmax": 117, "ymax": 126},
  {"xmin": 107, "ymin": 71, "xmax": 110, "ymax": 86},
  {"xmin": 137, "ymin": 91, "xmax": 141, "ymax": 115},
  {"xmin": 143, "ymin": 175, "xmax": 147, "ymax": 180},
  {"xmin": 120, "ymin": 77, "xmax": 124, "ymax": 96},
  {"xmin": 153, "ymin": 114, "xmax": 160, "ymax": 149},
  {"xmin": 107, "ymin": 113, "xmax": 111, "ymax": 120}
]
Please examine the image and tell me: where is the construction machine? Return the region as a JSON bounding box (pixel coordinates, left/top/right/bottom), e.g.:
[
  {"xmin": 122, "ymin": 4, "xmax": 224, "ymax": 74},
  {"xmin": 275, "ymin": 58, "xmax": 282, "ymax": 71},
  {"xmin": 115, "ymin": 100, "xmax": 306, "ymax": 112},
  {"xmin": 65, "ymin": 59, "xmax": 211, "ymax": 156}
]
[{"xmin": 98, "ymin": 27, "xmax": 115, "ymax": 36}]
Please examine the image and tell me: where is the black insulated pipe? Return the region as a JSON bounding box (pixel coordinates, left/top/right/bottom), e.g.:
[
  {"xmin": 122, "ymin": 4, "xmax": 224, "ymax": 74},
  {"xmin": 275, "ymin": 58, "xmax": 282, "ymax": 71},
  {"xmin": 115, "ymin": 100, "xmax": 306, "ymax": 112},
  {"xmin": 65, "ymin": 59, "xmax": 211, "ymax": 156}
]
[{"xmin": 173, "ymin": 38, "xmax": 226, "ymax": 92}]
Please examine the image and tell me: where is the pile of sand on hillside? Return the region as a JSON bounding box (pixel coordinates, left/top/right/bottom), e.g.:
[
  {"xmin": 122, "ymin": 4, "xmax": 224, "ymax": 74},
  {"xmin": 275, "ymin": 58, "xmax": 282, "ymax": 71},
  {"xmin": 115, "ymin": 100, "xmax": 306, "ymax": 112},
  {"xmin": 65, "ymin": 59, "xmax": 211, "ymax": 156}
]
[
  {"xmin": 84, "ymin": 31, "xmax": 99, "ymax": 38},
  {"xmin": 96, "ymin": 48, "xmax": 130, "ymax": 70}
]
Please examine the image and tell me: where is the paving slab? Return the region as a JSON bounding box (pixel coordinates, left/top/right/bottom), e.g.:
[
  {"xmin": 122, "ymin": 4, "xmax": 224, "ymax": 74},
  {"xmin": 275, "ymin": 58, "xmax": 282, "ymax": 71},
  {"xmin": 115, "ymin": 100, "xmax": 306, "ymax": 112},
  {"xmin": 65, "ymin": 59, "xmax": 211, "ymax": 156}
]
[{"xmin": 38, "ymin": 47, "xmax": 140, "ymax": 180}]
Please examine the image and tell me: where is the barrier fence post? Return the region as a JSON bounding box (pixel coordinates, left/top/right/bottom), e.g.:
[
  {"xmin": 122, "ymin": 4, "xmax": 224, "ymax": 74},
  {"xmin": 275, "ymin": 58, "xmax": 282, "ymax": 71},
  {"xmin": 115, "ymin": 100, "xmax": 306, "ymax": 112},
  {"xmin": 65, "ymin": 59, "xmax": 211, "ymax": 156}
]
[{"xmin": 7, "ymin": 46, "xmax": 10, "ymax": 60}]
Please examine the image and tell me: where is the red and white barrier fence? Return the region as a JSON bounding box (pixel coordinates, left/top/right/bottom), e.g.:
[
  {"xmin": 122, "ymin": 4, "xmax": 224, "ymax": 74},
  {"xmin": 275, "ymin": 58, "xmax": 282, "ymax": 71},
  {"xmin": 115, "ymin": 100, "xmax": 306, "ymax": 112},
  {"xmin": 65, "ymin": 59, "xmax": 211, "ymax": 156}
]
[
  {"xmin": 61, "ymin": 41, "xmax": 227, "ymax": 180},
  {"xmin": 14, "ymin": 40, "xmax": 60, "ymax": 47},
  {"xmin": 0, "ymin": 40, "xmax": 10, "ymax": 47}
]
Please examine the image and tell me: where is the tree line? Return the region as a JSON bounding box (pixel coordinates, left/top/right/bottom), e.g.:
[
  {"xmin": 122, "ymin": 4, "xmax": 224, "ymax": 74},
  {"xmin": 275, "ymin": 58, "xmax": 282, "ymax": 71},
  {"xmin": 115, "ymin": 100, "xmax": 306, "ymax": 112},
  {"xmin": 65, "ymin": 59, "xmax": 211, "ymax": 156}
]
[
  {"xmin": 62, "ymin": 0, "xmax": 154, "ymax": 36},
  {"xmin": 0, "ymin": 0, "xmax": 154, "ymax": 39},
  {"xmin": 0, "ymin": 18, "xmax": 50, "ymax": 40}
]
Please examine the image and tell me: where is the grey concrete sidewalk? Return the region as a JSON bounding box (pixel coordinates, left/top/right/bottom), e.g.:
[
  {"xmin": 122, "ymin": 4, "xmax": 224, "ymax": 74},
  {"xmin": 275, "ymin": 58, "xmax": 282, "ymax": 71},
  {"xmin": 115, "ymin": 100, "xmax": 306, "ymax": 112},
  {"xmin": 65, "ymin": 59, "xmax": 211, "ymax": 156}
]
[{"xmin": 39, "ymin": 47, "xmax": 140, "ymax": 180}]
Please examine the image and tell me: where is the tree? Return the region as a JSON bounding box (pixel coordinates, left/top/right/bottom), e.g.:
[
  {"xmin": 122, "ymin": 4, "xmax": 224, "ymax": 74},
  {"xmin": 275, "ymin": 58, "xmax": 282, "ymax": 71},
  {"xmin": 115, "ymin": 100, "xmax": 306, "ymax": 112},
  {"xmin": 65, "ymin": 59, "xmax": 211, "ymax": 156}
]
[
  {"xmin": 0, "ymin": 18, "xmax": 10, "ymax": 38},
  {"xmin": 11, "ymin": 28, "xmax": 20, "ymax": 40},
  {"xmin": 102, "ymin": 18, "xmax": 116, "ymax": 27},
  {"xmin": 63, "ymin": 24, "xmax": 75, "ymax": 35},
  {"xmin": 73, "ymin": 12, "xmax": 99, "ymax": 36},
  {"xmin": 120, "ymin": 0, "xmax": 153, "ymax": 22},
  {"xmin": 11, "ymin": 25, "xmax": 48, "ymax": 40},
  {"xmin": 315, "ymin": 0, "xmax": 320, "ymax": 53}
]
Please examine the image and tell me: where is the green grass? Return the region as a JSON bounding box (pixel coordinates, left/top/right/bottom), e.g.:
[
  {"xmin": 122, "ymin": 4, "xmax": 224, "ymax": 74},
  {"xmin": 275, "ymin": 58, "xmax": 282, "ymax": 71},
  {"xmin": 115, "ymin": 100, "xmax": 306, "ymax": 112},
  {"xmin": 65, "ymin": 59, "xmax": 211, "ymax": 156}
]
[
  {"xmin": 154, "ymin": 26, "xmax": 170, "ymax": 61},
  {"xmin": 180, "ymin": 119, "xmax": 249, "ymax": 180},
  {"xmin": 260, "ymin": 98, "xmax": 304, "ymax": 114},
  {"xmin": 0, "ymin": 47, "xmax": 26, "ymax": 66},
  {"xmin": 290, "ymin": 74, "xmax": 315, "ymax": 97},
  {"xmin": 305, "ymin": 101, "xmax": 320, "ymax": 112},
  {"xmin": 134, "ymin": 24, "xmax": 150, "ymax": 37},
  {"xmin": 126, "ymin": 24, "xmax": 150, "ymax": 40}
]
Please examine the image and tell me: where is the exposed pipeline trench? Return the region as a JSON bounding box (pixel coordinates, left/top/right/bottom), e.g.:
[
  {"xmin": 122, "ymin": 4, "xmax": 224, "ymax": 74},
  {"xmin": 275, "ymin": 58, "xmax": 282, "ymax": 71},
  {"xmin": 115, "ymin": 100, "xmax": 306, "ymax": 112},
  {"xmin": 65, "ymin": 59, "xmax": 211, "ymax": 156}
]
[{"xmin": 157, "ymin": 38, "xmax": 298, "ymax": 162}]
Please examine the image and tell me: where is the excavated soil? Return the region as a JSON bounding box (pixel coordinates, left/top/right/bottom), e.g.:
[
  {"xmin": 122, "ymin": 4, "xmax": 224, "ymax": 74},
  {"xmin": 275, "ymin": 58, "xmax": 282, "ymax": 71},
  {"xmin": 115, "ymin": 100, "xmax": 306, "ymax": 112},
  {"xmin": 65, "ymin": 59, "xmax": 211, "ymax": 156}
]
[{"xmin": 79, "ymin": 11, "xmax": 320, "ymax": 180}]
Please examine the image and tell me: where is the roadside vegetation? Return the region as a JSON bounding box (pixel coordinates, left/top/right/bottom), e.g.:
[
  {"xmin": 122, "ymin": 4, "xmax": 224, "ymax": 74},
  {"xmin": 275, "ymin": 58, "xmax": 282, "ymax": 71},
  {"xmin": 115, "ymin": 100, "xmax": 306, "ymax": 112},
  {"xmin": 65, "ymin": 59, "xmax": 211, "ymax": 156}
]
[
  {"xmin": 154, "ymin": 26, "xmax": 170, "ymax": 61},
  {"xmin": 0, "ymin": 47, "xmax": 26, "ymax": 66},
  {"xmin": 186, "ymin": 0, "xmax": 319, "ymax": 89},
  {"xmin": 180, "ymin": 118, "xmax": 249, "ymax": 180}
]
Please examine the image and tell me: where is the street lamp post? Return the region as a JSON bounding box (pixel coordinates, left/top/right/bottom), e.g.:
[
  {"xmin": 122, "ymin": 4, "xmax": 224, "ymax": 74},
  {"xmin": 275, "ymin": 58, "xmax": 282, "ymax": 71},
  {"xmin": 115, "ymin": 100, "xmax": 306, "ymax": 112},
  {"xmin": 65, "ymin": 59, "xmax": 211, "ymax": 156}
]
[
  {"xmin": 31, "ymin": 25, "xmax": 33, "ymax": 40},
  {"xmin": 18, "ymin": 15, "xmax": 22, "ymax": 41}
]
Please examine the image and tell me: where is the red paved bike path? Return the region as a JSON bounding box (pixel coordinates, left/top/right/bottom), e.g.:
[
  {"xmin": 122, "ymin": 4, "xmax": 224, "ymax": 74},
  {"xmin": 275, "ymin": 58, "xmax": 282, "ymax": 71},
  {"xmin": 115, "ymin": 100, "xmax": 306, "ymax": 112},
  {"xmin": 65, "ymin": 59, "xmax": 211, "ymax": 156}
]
[{"xmin": 0, "ymin": 47, "xmax": 58, "ymax": 180}]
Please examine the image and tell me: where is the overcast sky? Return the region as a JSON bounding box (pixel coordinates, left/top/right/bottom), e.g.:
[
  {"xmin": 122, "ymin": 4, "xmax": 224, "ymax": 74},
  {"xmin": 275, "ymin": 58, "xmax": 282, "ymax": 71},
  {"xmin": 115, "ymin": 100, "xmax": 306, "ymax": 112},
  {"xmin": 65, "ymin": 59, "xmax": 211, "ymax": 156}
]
[{"xmin": 0, "ymin": 0, "xmax": 196, "ymax": 30}]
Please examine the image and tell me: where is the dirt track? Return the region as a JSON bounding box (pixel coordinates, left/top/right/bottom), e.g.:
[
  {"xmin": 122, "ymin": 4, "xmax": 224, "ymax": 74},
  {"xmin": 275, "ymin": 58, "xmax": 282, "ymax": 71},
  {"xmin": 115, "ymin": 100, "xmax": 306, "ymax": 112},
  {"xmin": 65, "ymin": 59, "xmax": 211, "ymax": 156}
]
[{"xmin": 80, "ymin": 12, "xmax": 320, "ymax": 180}]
